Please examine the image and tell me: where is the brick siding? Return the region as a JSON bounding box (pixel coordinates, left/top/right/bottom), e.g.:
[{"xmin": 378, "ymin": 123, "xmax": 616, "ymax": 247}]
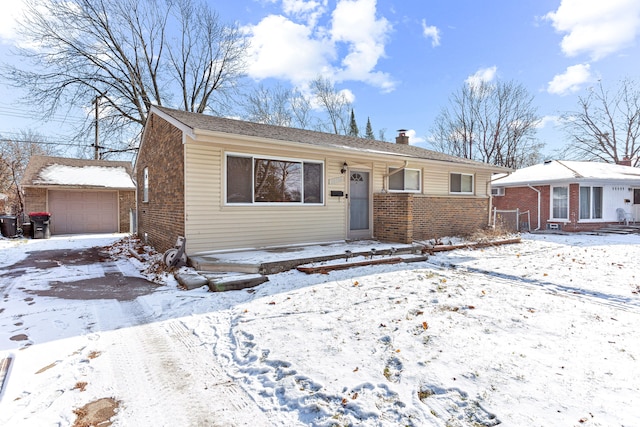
[
  {"xmin": 374, "ymin": 193, "xmax": 490, "ymax": 243},
  {"xmin": 492, "ymin": 184, "xmax": 623, "ymax": 232},
  {"xmin": 136, "ymin": 114, "xmax": 185, "ymax": 253}
]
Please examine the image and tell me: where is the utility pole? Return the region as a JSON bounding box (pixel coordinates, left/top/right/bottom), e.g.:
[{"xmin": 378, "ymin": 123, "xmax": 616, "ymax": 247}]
[{"xmin": 92, "ymin": 94, "xmax": 100, "ymax": 160}]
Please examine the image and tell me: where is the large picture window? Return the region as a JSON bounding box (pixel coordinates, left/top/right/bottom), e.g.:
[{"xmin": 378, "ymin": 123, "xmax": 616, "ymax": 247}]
[
  {"xmin": 389, "ymin": 168, "xmax": 421, "ymax": 192},
  {"xmin": 226, "ymin": 154, "xmax": 323, "ymax": 204},
  {"xmin": 579, "ymin": 186, "xmax": 603, "ymax": 219},
  {"xmin": 552, "ymin": 186, "xmax": 568, "ymax": 219},
  {"xmin": 450, "ymin": 173, "xmax": 474, "ymax": 194}
]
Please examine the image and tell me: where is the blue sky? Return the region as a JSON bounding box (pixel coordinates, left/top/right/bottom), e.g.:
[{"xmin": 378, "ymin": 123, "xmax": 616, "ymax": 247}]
[{"xmin": 1, "ymin": 0, "xmax": 640, "ymax": 158}]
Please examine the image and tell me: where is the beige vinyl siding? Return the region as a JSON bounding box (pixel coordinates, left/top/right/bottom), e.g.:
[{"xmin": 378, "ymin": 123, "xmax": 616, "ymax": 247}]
[
  {"xmin": 184, "ymin": 139, "xmax": 348, "ymax": 253},
  {"xmin": 423, "ymin": 163, "xmax": 453, "ymax": 195}
]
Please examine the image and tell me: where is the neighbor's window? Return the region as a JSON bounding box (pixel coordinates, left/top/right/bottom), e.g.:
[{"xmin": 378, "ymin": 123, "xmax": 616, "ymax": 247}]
[
  {"xmin": 143, "ymin": 167, "xmax": 149, "ymax": 202},
  {"xmin": 579, "ymin": 186, "xmax": 603, "ymax": 219},
  {"xmin": 226, "ymin": 154, "xmax": 323, "ymax": 204},
  {"xmin": 388, "ymin": 168, "xmax": 421, "ymax": 192},
  {"xmin": 450, "ymin": 173, "xmax": 474, "ymax": 194},
  {"xmin": 552, "ymin": 186, "xmax": 568, "ymax": 219}
]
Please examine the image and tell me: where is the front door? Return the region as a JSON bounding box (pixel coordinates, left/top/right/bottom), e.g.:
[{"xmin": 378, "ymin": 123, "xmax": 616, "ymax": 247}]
[
  {"xmin": 349, "ymin": 171, "xmax": 371, "ymax": 239},
  {"xmin": 633, "ymin": 188, "xmax": 640, "ymax": 220}
]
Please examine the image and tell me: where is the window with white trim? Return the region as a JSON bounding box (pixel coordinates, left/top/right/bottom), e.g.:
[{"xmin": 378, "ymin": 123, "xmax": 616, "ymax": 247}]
[
  {"xmin": 491, "ymin": 187, "xmax": 505, "ymax": 196},
  {"xmin": 226, "ymin": 154, "xmax": 323, "ymax": 204},
  {"xmin": 579, "ymin": 186, "xmax": 603, "ymax": 219},
  {"xmin": 551, "ymin": 186, "xmax": 568, "ymax": 219},
  {"xmin": 142, "ymin": 167, "xmax": 149, "ymax": 202},
  {"xmin": 388, "ymin": 168, "xmax": 421, "ymax": 192},
  {"xmin": 450, "ymin": 173, "xmax": 474, "ymax": 194}
]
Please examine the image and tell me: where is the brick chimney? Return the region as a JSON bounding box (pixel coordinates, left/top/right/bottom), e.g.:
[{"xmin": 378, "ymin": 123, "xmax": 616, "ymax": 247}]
[
  {"xmin": 617, "ymin": 156, "xmax": 632, "ymax": 167},
  {"xmin": 395, "ymin": 129, "xmax": 409, "ymax": 145}
]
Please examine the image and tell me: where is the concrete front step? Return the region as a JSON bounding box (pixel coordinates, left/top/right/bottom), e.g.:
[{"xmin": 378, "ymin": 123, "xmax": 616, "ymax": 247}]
[
  {"xmin": 189, "ymin": 243, "xmax": 421, "ymax": 275},
  {"xmin": 175, "ymin": 271, "xmax": 269, "ymax": 292}
]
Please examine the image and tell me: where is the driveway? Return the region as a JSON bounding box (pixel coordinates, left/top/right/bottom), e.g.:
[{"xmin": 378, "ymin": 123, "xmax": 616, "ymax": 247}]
[
  {"xmin": 0, "ymin": 235, "xmax": 273, "ymax": 427},
  {"xmin": 2, "ymin": 246, "xmax": 158, "ymax": 301}
]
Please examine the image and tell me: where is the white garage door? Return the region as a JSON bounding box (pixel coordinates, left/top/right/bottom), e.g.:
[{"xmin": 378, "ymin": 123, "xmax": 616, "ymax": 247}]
[{"xmin": 48, "ymin": 190, "xmax": 118, "ymax": 234}]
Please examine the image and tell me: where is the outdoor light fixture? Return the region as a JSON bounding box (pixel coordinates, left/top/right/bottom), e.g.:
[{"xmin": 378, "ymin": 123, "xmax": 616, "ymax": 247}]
[{"xmin": 341, "ymin": 162, "xmax": 348, "ymax": 174}]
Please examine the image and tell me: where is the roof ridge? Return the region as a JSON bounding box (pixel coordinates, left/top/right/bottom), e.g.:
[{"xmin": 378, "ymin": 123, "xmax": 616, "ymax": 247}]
[{"xmin": 555, "ymin": 160, "xmax": 583, "ymax": 178}]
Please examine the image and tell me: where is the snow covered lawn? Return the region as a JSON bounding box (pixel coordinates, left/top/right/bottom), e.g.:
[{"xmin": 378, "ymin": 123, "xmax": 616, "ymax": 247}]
[{"xmin": 0, "ymin": 232, "xmax": 638, "ymax": 426}]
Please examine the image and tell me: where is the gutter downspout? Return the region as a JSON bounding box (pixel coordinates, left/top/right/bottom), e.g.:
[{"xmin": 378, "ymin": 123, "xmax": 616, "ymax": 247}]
[
  {"xmin": 487, "ymin": 173, "xmax": 511, "ymax": 227},
  {"xmin": 527, "ymin": 184, "xmax": 541, "ymax": 231}
]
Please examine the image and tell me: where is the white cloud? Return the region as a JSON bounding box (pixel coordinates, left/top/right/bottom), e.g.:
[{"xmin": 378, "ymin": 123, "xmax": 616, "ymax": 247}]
[
  {"xmin": 536, "ymin": 115, "xmax": 562, "ymax": 129},
  {"xmin": 465, "ymin": 66, "xmax": 497, "ymax": 88},
  {"xmin": 330, "ymin": 0, "xmax": 395, "ymax": 91},
  {"xmin": 421, "ymin": 20, "xmax": 440, "ymax": 47},
  {"xmin": 545, "ymin": 0, "xmax": 640, "ymax": 60},
  {"xmin": 547, "ymin": 63, "xmax": 592, "ymax": 95},
  {"xmin": 0, "ymin": 0, "xmax": 27, "ymax": 42},
  {"xmin": 245, "ymin": 0, "xmax": 395, "ymax": 92},
  {"xmin": 282, "ymin": 0, "xmax": 328, "ymax": 26},
  {"xmin": 244, "ymin": 15, "xmax": 334, "ymax": 85},
  {"xmin": 406, "ymin": 129, "xmax": 424, "ymax": 144}
]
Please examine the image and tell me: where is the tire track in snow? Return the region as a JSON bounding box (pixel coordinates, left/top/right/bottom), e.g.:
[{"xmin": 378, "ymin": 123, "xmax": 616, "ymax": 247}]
[
  {"xmin": 424, "ymin": 261, "xmax": 640, "ymax": 314},
  {"xmin": 94, "ymin": 299, "xmax": 273, "ymax": 426}
]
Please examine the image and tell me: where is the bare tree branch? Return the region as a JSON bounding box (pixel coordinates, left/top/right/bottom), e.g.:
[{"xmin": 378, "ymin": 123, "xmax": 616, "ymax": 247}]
[
  {"xmin": 562, "ymin": 79, "xmax": 640, "ymax": 166},
  {"xmin": 429, "ymin": 79, "xmax": 542, "ymax": 168},
  {"xmin": 2, "ymin": 0, "xmax": 248, "ymax": 158}
]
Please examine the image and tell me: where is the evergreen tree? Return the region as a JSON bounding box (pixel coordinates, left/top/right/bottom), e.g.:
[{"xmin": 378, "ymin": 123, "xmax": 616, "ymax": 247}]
[
  {"xmin": 349, "ymin": 109, "xmax": 359, "ymax": 137},
  {"xmin": 365, "ymin": 117, "xmax": 375, "ymax": 139}
]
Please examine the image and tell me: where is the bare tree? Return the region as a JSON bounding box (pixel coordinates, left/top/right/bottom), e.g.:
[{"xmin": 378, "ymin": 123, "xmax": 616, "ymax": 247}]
[
  {"xmin": 310, "ymin": 76, "xmax": 352, "ymax": 135},
  {"xmin": 3, "ymin": 0, "xmax": 248, "ymax": 157},
  {"xmin": 242, "ymin": 84, "xmax": 294, "ymax": 126},
  {"xmin": 430, "ymin": 79, "xmax": 542, "ymax": 168},
  {"xmin": 561, "ymin": 79, "xmax": 640, "ymax": 166},
  {"xmin": 0, "ymin": 131, "xmax": 58, "ymax": 217}
]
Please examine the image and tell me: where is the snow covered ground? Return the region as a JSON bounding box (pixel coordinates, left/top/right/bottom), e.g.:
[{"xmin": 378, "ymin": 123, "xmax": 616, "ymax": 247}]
[{"xmin": 0, "ymin": 232, "xmax": 639, "ymax": 426}]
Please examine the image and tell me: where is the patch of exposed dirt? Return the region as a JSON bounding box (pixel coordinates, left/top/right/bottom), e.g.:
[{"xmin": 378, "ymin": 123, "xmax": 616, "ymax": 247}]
[
  {"xmin": 27, "ymin": 274, "xmax": 158, "ymax": 301},
  {"xmin": 9, "ymin": 334, "xmax": 28, "ymax": 341},
  {"xmin": 72, "ymin": 397, "xmax": 120, "ymax": 427}
]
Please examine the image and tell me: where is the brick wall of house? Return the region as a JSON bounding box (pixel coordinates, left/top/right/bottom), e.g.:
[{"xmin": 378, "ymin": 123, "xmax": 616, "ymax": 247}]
[
  {"xmin": 492, "ymin": 185, "xmax": 548, "ymax": 230},
  {"xmin": 373, "ymin": 193, "xmax": 490, "ymax": 243},
  {"xmin": 413, "ymin": 196, "xmax": 489, "ymax": 240},
  {"xmin": 136, "ymin": 114, "xmax": 185, "ymax": 253},
  {"xmin": 118, "ymin": 190, "xmax": 135, "ymax": 233},
  {"xmin": 373, "ymin": 193, "xmax": 413, "ymax": 243},
  {"xmin": 493, "ymin": 184, "xmax": 617, "ymax": 233}
]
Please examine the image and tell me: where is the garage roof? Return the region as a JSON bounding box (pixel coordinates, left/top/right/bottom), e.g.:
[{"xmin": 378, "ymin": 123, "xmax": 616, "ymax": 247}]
[{"xmin": 21, "ymin": 156, "xmax": 135, "ymax": 189}]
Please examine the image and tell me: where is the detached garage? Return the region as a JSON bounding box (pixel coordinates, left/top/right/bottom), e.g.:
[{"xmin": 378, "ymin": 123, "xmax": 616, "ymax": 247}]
[{"xmin": 21, "ymin": 156, "xmax": 136, "ymax": 235}]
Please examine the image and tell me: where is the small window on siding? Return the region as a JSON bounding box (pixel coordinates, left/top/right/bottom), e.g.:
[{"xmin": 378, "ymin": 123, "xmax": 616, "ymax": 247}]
[
  {"xmin": 143, "ymin": 167, "xmax": 149, "ymax": 202},
  {"xmin": 450, "ymin": 173, "xmax": 474, "ymax": 194},
  {"xmin": 389, "ymin": 168, "xmax": 421, "ymax": 192}
]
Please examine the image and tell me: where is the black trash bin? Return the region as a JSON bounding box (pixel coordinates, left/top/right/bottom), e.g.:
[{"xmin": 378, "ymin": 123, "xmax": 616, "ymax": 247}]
[
  {"xmin": 0, "ymin": 215, "xmax": 18, "ymax": 238},
  {"xmin": 29, "ymin": 212, "xmax": 51, "ymax": 239}
]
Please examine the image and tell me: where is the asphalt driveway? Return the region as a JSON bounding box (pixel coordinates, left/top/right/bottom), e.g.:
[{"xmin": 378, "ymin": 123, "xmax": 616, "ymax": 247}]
[{"xmin": 1, "ymin": 245, "xmax": 158, "ymax": 301}]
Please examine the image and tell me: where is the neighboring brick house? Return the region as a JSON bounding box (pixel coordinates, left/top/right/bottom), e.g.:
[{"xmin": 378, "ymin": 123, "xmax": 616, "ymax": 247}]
[
  {"xmin": 21, "ymin": 156, "xmax": 136, "ymax": 234},
  {"xmin": 135, "ymin": 106, "xmax": 507, "ymax": 255},
  {"xmin": 492, "ymin": 160, "xmax": 640, "ymax": 232}
]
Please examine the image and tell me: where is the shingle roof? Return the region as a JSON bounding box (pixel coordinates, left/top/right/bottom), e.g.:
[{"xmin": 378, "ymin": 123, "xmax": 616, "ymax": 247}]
[
  {"xmin": 151, "ymin": 106, "xmax": 507, "ymax": 171},
  {"xmin": 21, "ymin": 155, "xmax": 135, "ymax": 189},
  {"xmin": 492, "ymin": 160, "xmax": 640, "ymax": 186}
]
